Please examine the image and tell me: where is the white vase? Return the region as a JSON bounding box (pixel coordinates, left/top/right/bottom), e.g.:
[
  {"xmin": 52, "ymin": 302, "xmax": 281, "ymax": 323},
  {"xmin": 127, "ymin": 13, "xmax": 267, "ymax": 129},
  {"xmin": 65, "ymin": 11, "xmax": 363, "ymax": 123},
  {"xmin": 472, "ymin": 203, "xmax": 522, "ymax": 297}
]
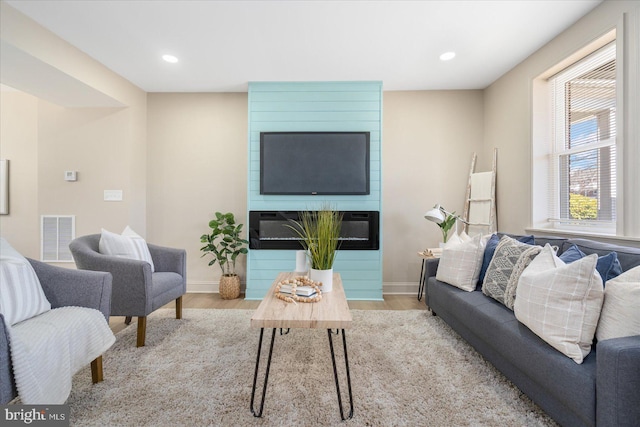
[
  {"xmin": 295, "ymin": 250, "xmax": 309, "ymax": 274},
  {"xmin": 310, "ymin": 268, "xmax": 333, "ymax": 293}
]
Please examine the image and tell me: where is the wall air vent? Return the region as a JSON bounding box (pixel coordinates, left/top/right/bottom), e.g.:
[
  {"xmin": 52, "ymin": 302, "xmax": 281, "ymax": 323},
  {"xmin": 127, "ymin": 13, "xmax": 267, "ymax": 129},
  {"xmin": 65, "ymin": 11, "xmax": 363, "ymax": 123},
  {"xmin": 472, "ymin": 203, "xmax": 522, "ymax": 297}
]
[{"xmin": 41, "ymin": 215, "xmax": 75, "ymax": 262}]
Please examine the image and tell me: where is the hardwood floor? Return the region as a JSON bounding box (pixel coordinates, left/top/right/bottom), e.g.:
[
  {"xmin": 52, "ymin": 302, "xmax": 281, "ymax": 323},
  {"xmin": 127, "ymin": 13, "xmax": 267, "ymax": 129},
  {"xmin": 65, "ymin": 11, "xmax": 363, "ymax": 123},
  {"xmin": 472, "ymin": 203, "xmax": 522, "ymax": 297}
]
[{"xmin": 108, "ymin": 293, "xmax": 427, "ymax": 333}]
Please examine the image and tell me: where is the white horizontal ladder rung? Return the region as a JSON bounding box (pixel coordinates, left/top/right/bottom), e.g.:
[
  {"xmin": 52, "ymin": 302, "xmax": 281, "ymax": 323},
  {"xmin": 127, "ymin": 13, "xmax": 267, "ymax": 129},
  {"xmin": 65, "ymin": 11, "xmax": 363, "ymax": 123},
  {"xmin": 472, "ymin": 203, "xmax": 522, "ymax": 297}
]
[{"xmin": 468, "ymin": 198, "xmax": 492, "ymax": 202}]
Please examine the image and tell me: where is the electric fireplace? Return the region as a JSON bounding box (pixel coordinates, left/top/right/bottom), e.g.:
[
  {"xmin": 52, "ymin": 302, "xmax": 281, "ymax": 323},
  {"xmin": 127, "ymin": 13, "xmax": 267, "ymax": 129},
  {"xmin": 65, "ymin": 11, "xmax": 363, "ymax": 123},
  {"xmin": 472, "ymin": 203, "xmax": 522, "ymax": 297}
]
[{"xmin": 249, "ymin": 211, "xmax": 379, "ymax": 250}]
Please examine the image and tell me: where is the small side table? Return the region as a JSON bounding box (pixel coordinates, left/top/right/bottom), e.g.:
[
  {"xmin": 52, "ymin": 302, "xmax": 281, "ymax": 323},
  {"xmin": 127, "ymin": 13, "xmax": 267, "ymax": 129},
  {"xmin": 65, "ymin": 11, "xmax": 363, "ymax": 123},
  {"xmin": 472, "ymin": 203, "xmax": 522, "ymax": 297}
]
[{"xmin": 417, "ymin": 250, "xmax": 440, "ymax": 301}]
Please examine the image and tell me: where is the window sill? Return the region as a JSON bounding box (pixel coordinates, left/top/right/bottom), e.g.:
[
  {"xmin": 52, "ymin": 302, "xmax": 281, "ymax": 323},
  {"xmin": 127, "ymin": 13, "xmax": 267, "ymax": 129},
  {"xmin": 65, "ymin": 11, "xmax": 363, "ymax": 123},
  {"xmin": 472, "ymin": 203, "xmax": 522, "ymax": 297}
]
[{"xmin": 525, "ymin": 228, "xmax": 640, "ymax": 246}]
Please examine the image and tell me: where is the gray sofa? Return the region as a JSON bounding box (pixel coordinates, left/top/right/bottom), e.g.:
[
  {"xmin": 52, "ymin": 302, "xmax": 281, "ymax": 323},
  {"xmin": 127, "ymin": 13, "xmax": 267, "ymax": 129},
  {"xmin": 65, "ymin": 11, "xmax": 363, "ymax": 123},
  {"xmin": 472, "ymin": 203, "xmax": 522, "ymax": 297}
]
[
  {"xmin": 425, "ymin": 236, "xmax": 640, "ymax": 427},
  {"xmin": 0, "ymin": 259, "xmax": 112, "ymax": 404}
]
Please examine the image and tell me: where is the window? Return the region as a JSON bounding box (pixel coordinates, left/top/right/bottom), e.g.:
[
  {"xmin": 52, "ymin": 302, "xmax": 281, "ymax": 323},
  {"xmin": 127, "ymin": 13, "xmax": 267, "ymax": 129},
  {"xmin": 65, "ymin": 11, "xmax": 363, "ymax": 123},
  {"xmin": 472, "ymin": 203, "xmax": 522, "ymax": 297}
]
[
  {"xmin": 533, "ymin": 13, "xmax": 640, "ymax": 239},
  {"xmin": 543, "ymin": 42, "xmax": 617, "ymax": 234}
]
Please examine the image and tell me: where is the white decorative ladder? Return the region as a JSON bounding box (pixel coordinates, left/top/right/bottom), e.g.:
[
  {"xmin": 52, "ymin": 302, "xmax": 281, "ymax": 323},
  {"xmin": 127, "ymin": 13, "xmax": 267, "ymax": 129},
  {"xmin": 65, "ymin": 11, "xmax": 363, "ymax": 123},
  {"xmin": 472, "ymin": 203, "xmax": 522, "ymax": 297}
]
[{"xmin": 462, "ymin": 149, "xmax": 497, "ymax": 236}]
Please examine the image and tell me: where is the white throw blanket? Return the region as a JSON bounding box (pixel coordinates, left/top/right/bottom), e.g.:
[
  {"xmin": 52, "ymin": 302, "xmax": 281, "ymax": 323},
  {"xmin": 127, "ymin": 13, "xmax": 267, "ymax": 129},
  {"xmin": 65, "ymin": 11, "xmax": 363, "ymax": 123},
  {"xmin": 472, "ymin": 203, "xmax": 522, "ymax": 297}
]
[{"xmin": 8, "ymin": 306, "xmax": 115, "ymax": 404}]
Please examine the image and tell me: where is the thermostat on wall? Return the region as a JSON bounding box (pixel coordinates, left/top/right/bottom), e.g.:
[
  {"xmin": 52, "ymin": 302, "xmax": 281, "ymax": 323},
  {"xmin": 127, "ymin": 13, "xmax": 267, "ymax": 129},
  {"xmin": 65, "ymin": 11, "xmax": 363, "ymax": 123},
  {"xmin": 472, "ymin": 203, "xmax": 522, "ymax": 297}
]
[{"xmin": 64, "ymin": 171, "xmax": 77, "ymax": 181}]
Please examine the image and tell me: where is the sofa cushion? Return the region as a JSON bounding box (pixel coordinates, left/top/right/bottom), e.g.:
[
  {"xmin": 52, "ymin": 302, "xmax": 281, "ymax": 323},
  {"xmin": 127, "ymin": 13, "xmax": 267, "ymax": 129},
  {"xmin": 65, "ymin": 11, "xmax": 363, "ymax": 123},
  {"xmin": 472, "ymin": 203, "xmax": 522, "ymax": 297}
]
[
  {"xmin": 515, "ymin": 244, "xmax": 603, "ymax": 364},
  {"xmin": 0, "ymin": 239, "xmax": 51, "ymax": 326},
  {"xmin": 482, "ymin": 235, "xmax": 542, "ymax": 309},
  {"xmin": 596, "ymin": 265, "xmax": 640, "ymax": 341},
  {"xmin": 99, "ymin": 226, "xmax": 155, "ymax": 272},
  {"xmin": 559, "ymin": 244, "xmax": 623, "ymax": 282},
  {"xmin": 532, "ymin": 236, "xmax": 569, "ymax": 253},
  {"xmin": 436, "ymin": 234, "xmax": 489, "ymax": 291}
]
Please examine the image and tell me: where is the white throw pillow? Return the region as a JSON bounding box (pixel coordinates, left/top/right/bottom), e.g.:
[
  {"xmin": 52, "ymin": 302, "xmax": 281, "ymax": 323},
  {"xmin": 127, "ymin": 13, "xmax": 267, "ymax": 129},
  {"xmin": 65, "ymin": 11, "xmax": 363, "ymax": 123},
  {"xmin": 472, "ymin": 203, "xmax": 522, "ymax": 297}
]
[
  {"xmin": 0, "ymin": 238, "xmax": 52, "ymax": 326},
  {"xmin": 443, "ymin": 233, "xmax": 462, "ymax": 247},
  {"xmin": 443, "ymin": 231, "xmax": 471, "ymax": 247},
  {"xmin": 436, "ymin": 234, "xmax": 489, "ymax": 291},
  {"xmin": 99, "ymin": 226, "xmax": 155, "ymax": 272},
  {"xmin": 514, "ymin": 244, "xmax": 603, "ymax": 364},
  {"xmin": 596, "ymin": 265, "xmax": 640, "ymax": 341}
]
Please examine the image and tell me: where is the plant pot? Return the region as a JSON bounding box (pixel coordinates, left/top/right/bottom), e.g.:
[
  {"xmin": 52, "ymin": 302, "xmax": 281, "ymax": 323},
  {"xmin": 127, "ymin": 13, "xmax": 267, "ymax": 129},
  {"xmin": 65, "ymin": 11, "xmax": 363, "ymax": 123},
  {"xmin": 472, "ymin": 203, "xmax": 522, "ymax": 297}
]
[
  {"xmin": 310, "ymin": 268, "xmax": 333, "ymax": 293},
  {"xmin": 219, "ymin": 274, "xmax": 241, "ymax": 299}
]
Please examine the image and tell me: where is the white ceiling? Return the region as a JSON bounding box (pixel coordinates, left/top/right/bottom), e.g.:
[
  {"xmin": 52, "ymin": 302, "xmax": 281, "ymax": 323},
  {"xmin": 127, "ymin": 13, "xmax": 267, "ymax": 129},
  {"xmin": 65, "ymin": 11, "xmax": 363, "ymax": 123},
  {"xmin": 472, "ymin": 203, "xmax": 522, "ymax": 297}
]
[{"xmin": 6, "ymin": 0, "xmax": 602, "ymax": 93}]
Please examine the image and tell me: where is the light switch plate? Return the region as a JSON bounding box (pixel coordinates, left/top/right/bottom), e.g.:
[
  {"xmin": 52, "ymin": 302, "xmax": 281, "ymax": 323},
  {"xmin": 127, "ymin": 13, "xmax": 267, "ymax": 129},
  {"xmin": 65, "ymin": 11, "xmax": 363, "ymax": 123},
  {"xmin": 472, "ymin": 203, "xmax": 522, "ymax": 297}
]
[{"xmin": 104, "ymin": 190, "xmax": 123, "ymax": 201}]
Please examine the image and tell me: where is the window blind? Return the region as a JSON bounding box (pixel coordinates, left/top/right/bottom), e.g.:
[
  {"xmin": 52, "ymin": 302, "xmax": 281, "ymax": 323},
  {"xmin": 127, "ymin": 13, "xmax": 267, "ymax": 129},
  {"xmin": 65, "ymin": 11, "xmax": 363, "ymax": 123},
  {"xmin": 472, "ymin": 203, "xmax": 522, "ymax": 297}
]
[{"xmin": 549, "ymin": 42, "xmax": 616, "ymax": 229}]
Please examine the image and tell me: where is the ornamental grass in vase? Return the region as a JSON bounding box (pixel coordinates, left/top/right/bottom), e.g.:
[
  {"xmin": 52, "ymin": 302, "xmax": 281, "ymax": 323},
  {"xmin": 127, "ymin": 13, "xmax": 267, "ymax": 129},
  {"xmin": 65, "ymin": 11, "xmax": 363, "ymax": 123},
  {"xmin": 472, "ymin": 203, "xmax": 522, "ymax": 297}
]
[
  {"xmin": 285, "ymin": 207, "xmax": 343, "ymax": 292},
  {"xmin": 200, "ymin": 212, "xmax": 249, "ymax": 299}
]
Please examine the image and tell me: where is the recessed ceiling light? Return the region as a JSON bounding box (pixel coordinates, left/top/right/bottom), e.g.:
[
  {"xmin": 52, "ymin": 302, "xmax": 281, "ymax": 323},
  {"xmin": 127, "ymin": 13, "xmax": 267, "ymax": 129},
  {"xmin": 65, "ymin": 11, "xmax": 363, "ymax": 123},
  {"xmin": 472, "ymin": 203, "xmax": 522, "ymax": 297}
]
[
  {"xmin": 439, "ymin": 52, "xmax": 456, "ymax": 61},
  {"xmin": 162, "ymin": 54, "xmax": 178, "ymax": 63}
]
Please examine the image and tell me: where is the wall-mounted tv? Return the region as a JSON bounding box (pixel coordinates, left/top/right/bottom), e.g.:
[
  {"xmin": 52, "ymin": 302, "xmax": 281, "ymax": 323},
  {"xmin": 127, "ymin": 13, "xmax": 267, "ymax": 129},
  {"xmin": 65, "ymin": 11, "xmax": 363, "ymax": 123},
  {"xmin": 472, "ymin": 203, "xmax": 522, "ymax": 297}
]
[{"xmin": 260, "ymin": 132, "xmax": 370, "ymax": 195}]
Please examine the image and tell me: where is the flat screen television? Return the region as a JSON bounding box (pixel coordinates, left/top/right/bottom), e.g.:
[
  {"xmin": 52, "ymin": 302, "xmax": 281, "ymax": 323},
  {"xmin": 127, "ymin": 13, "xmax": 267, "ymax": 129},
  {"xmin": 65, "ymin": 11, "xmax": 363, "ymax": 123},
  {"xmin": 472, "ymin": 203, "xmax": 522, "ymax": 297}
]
[{"xmin": 260, "ymin": 131, "xmax": 370, "ymax": 195}]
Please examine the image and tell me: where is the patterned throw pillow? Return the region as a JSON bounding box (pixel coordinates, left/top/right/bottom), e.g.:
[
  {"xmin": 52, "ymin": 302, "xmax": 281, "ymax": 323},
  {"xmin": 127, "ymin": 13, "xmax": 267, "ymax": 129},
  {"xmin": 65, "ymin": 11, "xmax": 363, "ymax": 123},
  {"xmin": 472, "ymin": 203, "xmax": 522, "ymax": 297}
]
[
  {"xmin": 0, "ymin": 238, "xmax": 52, "ymax": 326},
  {"xmin": 479, "ymin": 234, "xmax": 535, "ymax": 283},
  {"xmin": 436, "ymin": 234, "xmax": 489, "ymax": 292},
  {"xmin": 596, "ymin": 265, "xmax": 640, "ymax": 341},
  {"xmin": 482, "ymin": 235, "xmax": 542, "ymax": 309},
  {"xmin": 515, "ymin": 244, "xmax": 603, "ymax": 364},
  {"xmin": 99, "ymin": 226, "xmax": 155, "ymax": 272}
]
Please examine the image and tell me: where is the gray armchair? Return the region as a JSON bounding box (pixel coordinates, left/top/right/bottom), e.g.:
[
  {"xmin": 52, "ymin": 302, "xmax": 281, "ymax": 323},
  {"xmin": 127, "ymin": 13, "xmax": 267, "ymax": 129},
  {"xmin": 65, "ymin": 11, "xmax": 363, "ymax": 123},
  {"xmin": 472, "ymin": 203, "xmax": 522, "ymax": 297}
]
[
  {"xmin": 1, "ymin": 259, "xmax": 112, "ymax": 404},
  {"xmin": 69, "ymin": 234, "xmax": 186, "ymax": 347}
]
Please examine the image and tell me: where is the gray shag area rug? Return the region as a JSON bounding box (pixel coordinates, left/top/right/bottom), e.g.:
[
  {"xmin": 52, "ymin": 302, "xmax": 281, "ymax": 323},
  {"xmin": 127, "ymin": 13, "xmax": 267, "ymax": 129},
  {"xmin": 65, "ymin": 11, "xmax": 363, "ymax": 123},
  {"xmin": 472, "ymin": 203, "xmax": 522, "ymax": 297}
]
[{"xmin": 68, "ymin": 309, "xmax": 557, "ymax": 426}]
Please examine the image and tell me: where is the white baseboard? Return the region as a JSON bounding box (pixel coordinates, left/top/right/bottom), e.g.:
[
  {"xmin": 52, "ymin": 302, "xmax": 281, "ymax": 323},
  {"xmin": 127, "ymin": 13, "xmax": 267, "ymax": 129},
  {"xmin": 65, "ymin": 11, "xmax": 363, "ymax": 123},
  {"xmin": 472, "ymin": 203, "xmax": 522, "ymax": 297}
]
[
  {"xmin": 188, "ymin": 281, "xmax": 419, "ymax": 296},
  {"xmin": 382, "ymin": 282, "xmax": 420, "ymax": 295},
  {"xmin": 187, "ymin": 281, "xmax": 216, "ymax": 293},
  {"xmin": 187, "ymin": 280, "xmax": 248, "ymax": 294}
]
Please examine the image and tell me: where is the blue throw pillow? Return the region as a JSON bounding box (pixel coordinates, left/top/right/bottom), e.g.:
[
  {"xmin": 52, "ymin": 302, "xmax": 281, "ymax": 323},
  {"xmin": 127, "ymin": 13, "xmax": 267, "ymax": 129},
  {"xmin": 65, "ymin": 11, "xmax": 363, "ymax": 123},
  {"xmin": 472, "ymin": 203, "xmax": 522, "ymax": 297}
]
[
  {"xmin": 559, "ymin": 244, "xmax": 623, "ymax": 282},
  {"xmin": 558, "ymin": 244, "xmax": 583, "ymax": 263},
  {"xmin": 478, "ymin": 234, "xmax": 535, "ymax": 284}
]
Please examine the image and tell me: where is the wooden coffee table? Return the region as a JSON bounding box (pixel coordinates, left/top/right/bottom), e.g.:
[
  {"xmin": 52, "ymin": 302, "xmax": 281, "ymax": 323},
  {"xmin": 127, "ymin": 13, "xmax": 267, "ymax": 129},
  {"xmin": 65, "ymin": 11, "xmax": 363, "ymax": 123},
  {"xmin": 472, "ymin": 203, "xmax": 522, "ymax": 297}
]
[{"xmin": 250, "ymin": 272, "xmax": 353, "ymax": 420}]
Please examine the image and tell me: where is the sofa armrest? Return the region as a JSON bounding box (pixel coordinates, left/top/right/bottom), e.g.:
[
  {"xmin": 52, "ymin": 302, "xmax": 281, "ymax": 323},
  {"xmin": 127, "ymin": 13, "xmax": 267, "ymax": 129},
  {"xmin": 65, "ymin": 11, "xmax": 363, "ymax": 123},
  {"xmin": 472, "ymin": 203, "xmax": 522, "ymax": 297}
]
[
  {"xmin": 596, "ymin": 335, "xmax": 640, "ymax": 426},
  {"xmin": 148, "ymin": 243, "xmax": 186, "ymax": 277},
  {"xmin": 423, "ymin": 258, "xmax": 440, "ymax": 309},
  {"xmin": 425, "ymin": 258, "xmax": 440, "ymax": 280},
  {"xmin": 27, "ymin": 259, "xmax": 112, "ymax": 320}
]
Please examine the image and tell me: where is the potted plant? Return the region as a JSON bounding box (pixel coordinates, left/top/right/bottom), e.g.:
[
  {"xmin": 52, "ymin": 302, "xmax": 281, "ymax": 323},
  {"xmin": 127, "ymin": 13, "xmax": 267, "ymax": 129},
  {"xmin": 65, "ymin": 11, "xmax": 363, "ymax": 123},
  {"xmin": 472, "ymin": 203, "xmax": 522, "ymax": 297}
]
[
  {"xmin": 285, "ymin": 207, "xmax": 343, "ymax": 292},
  {"xmin": 200, "ymin": 212, "xmax": 249, "ymax": 299},
  {"xmin": 437, "ymin": 213, "xmax": 458, "ymax": 244}
]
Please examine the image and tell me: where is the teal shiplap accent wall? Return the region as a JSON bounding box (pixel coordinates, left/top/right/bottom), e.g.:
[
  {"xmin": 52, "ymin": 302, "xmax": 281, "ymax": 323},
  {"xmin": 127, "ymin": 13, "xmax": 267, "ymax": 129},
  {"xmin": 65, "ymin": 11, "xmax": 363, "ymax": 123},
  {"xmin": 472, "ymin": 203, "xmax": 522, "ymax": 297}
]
[{"xmin": 246, "ymin": 81, "xmax": 383, "ymax": 300}]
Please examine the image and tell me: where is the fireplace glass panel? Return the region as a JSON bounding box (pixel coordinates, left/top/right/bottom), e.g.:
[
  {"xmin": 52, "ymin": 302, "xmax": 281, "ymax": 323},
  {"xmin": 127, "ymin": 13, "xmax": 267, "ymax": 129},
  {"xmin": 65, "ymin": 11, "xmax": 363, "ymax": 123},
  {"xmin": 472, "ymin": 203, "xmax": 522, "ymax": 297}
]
[{"xmin": 249, "ymin": 211, "xmax": 379, "ymax": 250}]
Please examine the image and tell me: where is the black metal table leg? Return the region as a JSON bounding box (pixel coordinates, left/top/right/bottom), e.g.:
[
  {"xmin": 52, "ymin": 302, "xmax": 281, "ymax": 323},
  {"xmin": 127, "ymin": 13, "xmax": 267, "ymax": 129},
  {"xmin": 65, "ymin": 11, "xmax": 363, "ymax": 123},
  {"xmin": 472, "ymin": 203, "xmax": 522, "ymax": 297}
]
[
  {"xmin": 328, "ymin": 329, "xmax": 354, "ymax": 420},
  {"xmin": 418, "ymin": 258, "xmax": 426, "ymax": 301},
  {"xmin": 250, "ymin": 327, "xmax": 277, "ymax": 417}
]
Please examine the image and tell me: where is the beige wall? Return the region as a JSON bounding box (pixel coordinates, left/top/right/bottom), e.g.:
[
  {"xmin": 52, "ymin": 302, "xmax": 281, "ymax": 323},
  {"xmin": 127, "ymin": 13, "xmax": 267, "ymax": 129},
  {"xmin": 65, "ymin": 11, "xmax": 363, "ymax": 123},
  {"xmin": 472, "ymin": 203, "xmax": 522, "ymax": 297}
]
[
  {"xmin": 0, "ymin": 2, "xmax": 147, "ymax": 262},
  {"xmin": 0, "ymin": 90, "xmax": 39, "ymax": 257},
  {"xmin": 146, "ymin": 93, "xmax": 248, "ymax": 289},
  {"xmin": 0, "ymin": 94, "xmax": 147, "ymax": 261},
  {"xmin": 383, "ymin": 91, "xmax": 484, "ymax": 285},
  {"xmin": 36, "ymin": 102, "xmax": 140, "ymax": 235},
  {"xmin": 483, "ymin": 0, "xmax": 640, "ymax": 237}
]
